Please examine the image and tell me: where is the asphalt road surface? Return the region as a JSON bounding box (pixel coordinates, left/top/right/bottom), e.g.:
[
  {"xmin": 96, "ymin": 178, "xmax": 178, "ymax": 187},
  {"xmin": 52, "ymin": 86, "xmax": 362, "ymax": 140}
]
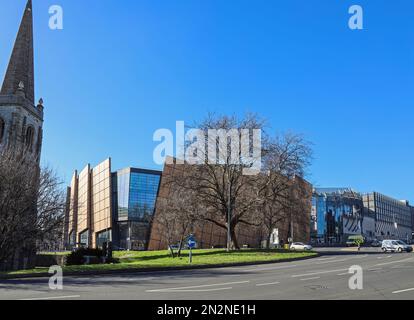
[{"xmin": 1, "ymin": 250, "xmax": 414, "ymax": 300}]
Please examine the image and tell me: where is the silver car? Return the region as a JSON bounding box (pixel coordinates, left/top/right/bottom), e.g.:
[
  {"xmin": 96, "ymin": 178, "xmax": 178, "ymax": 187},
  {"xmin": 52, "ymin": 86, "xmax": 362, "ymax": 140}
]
[
  {"xmin": 381, "ymin": 240, "xmax": 413, "ymax": 253},
  {"xmin": 290, "ymin": 242, "xmax": 313, "ymax": 251}
]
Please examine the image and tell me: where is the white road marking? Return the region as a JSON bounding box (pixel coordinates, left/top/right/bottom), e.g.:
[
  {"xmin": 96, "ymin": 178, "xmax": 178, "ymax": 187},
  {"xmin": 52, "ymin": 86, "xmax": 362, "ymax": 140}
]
[
  {"xmin": 315, "ymin": 259, "xmax": 347, "ymax": 265},
  {"xmin": 154, "ymin": 287, "xmax": 234, "ymax": 293},
  {"xmin": 316, "ymin": 257, "xmax": 338, "ymax": 261},
  {"xmin": 242, "ymin": 265, "xmax": 297, "ymax": 272},
  {"xmin": 300, "ymin": 277, "xmax": 321, "ymax": 281},
  {"xmin": 124, "ymin": 277, "xmax": 154, "ymax": 281},
  {"xmin": 146, "ymin": 280, "xmax": 249, "ymax": 293},
  {"xmin": 392, "ymin": 288, "xmax": 414, "ymax": 294},
  {"xmin": 375, "ymin": 257, "xmax": 414, "ymax": 267},
  {"xmin": 20, "ymin": 295, "xmax": 81, "ymax": 301},
  {"xmin": 292, "ymin": 268, "xmax": 348, "ymax": 278},
  {"xmin": 256, "ymin": 281, "xmax": 280, "ymax": 287},
  {"xmin": 337, "ymin": 273, "xmax": 349, "ymax": 276}
]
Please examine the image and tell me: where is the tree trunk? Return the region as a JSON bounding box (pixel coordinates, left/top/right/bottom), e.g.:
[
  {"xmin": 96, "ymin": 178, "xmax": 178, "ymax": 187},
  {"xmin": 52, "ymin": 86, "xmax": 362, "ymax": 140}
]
[
  {"xmin": 230, "ymin": 228, "xmax": 240, "ymax": 250},
  {"xmin": 168, "ymin": 245, "xmax": 176, "ymax": 258},
  {"xmin": 266, "ymin": 232, "xmax": 272, "ymax": 249},
  {"xmin": 177, "ymin": 239, "xmax": 183, "ymax": 257}
]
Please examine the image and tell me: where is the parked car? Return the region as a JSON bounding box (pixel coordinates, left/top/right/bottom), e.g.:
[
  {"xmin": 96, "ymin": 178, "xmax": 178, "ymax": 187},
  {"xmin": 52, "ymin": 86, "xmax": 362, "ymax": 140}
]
[
  {"xmin": 290, "ymin": 242, "xmax": 313, "ymax": 251},
  {"xmin": 381, "ymin": 240, "xmax": 413, "ymax": 253},
  {"xmin": 370, "ymin": 239, "xmax": 382, "ymax": 247}
]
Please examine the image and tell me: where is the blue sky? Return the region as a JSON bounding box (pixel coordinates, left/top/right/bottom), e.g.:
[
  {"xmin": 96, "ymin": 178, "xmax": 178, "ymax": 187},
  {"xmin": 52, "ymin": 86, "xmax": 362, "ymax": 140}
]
[{"xmin": 0, "ymin": 0, "xmax": 413, "ymax": 201}]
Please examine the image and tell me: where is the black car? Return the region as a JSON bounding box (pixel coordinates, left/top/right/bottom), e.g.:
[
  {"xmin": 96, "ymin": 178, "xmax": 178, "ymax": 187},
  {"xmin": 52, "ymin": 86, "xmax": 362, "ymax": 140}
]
[{"xmin": 370, "ymin": 240, "xmax": 382, "ymax": 247}]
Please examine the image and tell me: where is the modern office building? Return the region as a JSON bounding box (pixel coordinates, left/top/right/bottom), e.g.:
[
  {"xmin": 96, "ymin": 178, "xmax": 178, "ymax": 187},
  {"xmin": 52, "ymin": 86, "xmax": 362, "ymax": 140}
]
[
  {"xmin": 311, "ymin": 188, "xmax": 369, "ymax": 245},
  {"xmin": 112, "ymin": 167, "xmax": 161, "ymax": 250},
  {"xmin": 363, "ymin": 192, "xmax": 412, "ymax": 242},
  {"xmin": 311, "ymin": 188, "xmax": 413, "ymax": 245},
  {"xmin": 63, "ymin": 159, "xmax": 162, "ymax": 250},
  {"xmin": 411, "ymin": 206, "xmax": 414, "ymax": 239}
]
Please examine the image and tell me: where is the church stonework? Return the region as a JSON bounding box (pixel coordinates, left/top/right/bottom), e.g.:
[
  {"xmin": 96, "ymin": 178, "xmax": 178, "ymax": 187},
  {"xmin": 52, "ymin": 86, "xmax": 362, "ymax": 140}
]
[
  {"xmin": 0, "ymin": 0, "xmax": 44, "ymax": 270},
  {"xmin": 0, "ymin": 0, "xmax": 43, "ymax": 160}
]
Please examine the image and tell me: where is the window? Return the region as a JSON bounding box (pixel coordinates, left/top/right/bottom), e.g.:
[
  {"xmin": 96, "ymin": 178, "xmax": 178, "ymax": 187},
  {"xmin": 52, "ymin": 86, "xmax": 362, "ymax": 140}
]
[
  {"xmin": 96, "ymin": 229, "xmax": 112, "ymax": 249},
  {"xmin": 25, "ymin": 126, "xmax": 34, "ymax": 150},
  {"xmin": 0, "ymin": 118, "xmax": 4, "ymax": 143},
  {"xmin": 79, "ymin": 229, "xmax": 89, "ymax": 247},
  {"xmin": 68, "ymin": 231, "xmax": 76, "ymax": 246}
]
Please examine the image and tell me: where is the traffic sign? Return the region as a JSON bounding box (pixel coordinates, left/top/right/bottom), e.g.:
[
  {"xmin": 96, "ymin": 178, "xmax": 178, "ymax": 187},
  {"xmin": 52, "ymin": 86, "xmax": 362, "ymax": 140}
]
[{"xmin": 187, "ymin": 237, "xmax": 196, "ymax": 249}]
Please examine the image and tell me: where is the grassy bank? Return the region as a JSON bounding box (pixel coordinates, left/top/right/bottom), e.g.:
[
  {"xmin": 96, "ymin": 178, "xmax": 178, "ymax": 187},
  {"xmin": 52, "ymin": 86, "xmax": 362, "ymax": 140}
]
[{"xmin": 2, "ymin": 249, "xmax": 317, "ymax": 277}]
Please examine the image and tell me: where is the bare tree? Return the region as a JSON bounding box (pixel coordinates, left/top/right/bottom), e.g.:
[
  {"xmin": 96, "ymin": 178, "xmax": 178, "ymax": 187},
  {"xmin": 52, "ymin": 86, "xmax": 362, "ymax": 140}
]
[
  {"xmin": 182, "ymin": 113, "xmax": 266, "ymax": 250},
  {"xmin": 0, "ymin": 149, "xmax": 65, "ymax": 270},
  {"xmin": 160, "ymin": 113, "xmax": 313, "ymax": 251},
  {"xmin": 259, "ymin": 133, "xmax": 313, "ymax": 248},
  {"xmin": 154, "ymin": 183, "xmax": 201, "ymax": 257}
]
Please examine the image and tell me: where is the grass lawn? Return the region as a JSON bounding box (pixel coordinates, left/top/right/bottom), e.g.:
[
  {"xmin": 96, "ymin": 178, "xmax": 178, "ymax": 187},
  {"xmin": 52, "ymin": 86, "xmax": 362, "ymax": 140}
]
[{"xmin": 1, "ymin": 249, "xmax": 317, "ymax": 277}]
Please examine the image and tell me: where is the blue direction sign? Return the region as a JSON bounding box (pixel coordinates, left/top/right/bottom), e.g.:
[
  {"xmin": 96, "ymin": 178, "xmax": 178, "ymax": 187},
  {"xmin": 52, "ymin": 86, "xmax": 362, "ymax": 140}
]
[{"xmin": 187, "ymin": 235, "xmax": 197, "ymax": 249}]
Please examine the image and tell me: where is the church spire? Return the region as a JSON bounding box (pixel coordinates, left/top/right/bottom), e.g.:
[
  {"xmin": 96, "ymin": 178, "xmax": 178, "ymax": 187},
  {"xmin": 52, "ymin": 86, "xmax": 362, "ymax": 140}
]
[{"xmin": 0, "ymin": 0, "xmax": 35, "ymax": 104}]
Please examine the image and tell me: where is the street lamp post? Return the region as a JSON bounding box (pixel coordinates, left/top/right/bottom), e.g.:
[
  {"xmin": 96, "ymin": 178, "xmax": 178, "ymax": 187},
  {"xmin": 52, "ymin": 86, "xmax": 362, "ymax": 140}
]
[{"xmin": 227, "ymin": 171, "xmax": 231, "ymax": 252}]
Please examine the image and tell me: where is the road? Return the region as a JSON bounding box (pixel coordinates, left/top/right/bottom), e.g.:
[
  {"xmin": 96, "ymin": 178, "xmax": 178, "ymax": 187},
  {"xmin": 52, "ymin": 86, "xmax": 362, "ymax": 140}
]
[{"xmin": 1, "ymin": 250, "xmax": 414, "ymax": 300}]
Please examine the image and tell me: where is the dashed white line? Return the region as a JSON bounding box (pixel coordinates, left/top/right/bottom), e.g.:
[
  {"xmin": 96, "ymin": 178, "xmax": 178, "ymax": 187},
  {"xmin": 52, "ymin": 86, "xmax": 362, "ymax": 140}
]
[
  {"xmin": 256, "ymin": 281, "xmax": 280, "ymax": 287},
  {"xmin": 375, "ymin": 257, "xmax": 414, "ymax": 267},
  {"xmin": 392, "ymin": 288, "xmax": 414, "ymax": 294},
  {"xmin": 155, "ymin": 287, "xmax": 234, "ymax": 293},
  {"xmin": 242, "ymin": 265, "xmax": 297, "ymax": 272},
  {"xmin": 300, "ymin": 277, "xmax": 321, "ymax": 281},
  {"xmin": 292, "ymin": 268, "xmax": 348, "ymax": 278},
  {"xmin": 20, "ymin": 295, "xmax": 81, "ymax": 300},
  {"xmin": 146, "ymin": 280, "xmax": 249, "ymax": 293},
  {"xmin": 315, "ymin": 259, "xmax": 347, "ymax": 265},
  {"xmin": 316, "ymin": 257, "xmax": 338, "ymax": 261}
]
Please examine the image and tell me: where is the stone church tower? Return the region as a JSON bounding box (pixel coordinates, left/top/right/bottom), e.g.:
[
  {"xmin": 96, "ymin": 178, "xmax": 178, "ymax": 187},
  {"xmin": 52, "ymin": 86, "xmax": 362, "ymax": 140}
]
[
  {"xmin": 0, "ymin": 0, "xmax": 43, "ymax": 270},
  {"xmin": 0, "ymin": 0, "xmax": 43, "ymax": 160}
]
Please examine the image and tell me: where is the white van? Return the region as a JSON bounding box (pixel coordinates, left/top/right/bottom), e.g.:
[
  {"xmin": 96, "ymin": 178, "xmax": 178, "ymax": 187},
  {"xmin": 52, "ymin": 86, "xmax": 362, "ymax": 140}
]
[{"xmin": 381, "ymin": 240, "xmax": 413, "ymax": 253}]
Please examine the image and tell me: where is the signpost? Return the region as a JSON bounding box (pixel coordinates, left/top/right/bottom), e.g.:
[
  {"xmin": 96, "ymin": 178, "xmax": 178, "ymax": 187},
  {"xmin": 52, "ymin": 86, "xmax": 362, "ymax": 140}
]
[{"xmin": 187, "ymin": 234, "xmax": 196, "ymax": 264}]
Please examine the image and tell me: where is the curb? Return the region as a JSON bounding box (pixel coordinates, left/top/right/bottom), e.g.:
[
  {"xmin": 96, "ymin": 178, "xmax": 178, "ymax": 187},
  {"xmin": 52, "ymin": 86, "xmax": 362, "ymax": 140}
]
[{"xmin": 0, "ymin": 253, "xmax": 320, "ymax": 280}]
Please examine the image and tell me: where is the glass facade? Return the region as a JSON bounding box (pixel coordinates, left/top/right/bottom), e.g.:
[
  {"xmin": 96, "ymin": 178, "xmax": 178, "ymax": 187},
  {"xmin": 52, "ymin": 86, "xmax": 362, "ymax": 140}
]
[
  {"xmin": 311, "ymin": 188, "xmax": 364, "ymax": 245},
  {"xmin": 113, "ymin": 168, "xmax": 161, "ymax": 250},
  {"xmin": 96, "ymin": 230, "xmax": 112, "ymax": 248},
  {"xmin": 129, "ymin": 172, "xmax": 160, "ymax": 221},
  {"xmin": 79, "ymin": 229, "xmax": 89, "ymax": 247},
  {"xmin": 117, "ymin": 170, "xmax": 130, "ymax": 221},
  {"xmin": 363, "ymin": 192, "xmax": 412, "ymax": 242},
  {"xmin": 116, "ymin": 169, "xmax": 160, "ymax": 222},
  {"xmin": 64, "ymin": 161, "xmax": 162, "ymax": 251}
]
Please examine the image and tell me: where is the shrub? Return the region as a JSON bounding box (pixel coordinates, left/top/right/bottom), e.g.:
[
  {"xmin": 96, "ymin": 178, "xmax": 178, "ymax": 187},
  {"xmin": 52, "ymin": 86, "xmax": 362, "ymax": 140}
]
[{"xmin": 66, "ymin": 248, "xmax": 104, "ymax": 266}]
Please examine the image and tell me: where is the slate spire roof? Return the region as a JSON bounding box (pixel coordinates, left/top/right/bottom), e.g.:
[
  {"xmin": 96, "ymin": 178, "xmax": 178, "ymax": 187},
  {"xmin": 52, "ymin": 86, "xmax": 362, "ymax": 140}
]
[{"xmin": 0, "ymin": 0, "xmax": 35, "ymax": 104}]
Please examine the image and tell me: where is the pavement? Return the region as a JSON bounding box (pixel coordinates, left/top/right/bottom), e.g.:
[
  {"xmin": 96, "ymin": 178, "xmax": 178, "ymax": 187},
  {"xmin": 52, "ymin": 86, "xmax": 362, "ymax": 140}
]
[{"xmin": 0, "ymin": 249, "xmax": 413, "ymax": 300}]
